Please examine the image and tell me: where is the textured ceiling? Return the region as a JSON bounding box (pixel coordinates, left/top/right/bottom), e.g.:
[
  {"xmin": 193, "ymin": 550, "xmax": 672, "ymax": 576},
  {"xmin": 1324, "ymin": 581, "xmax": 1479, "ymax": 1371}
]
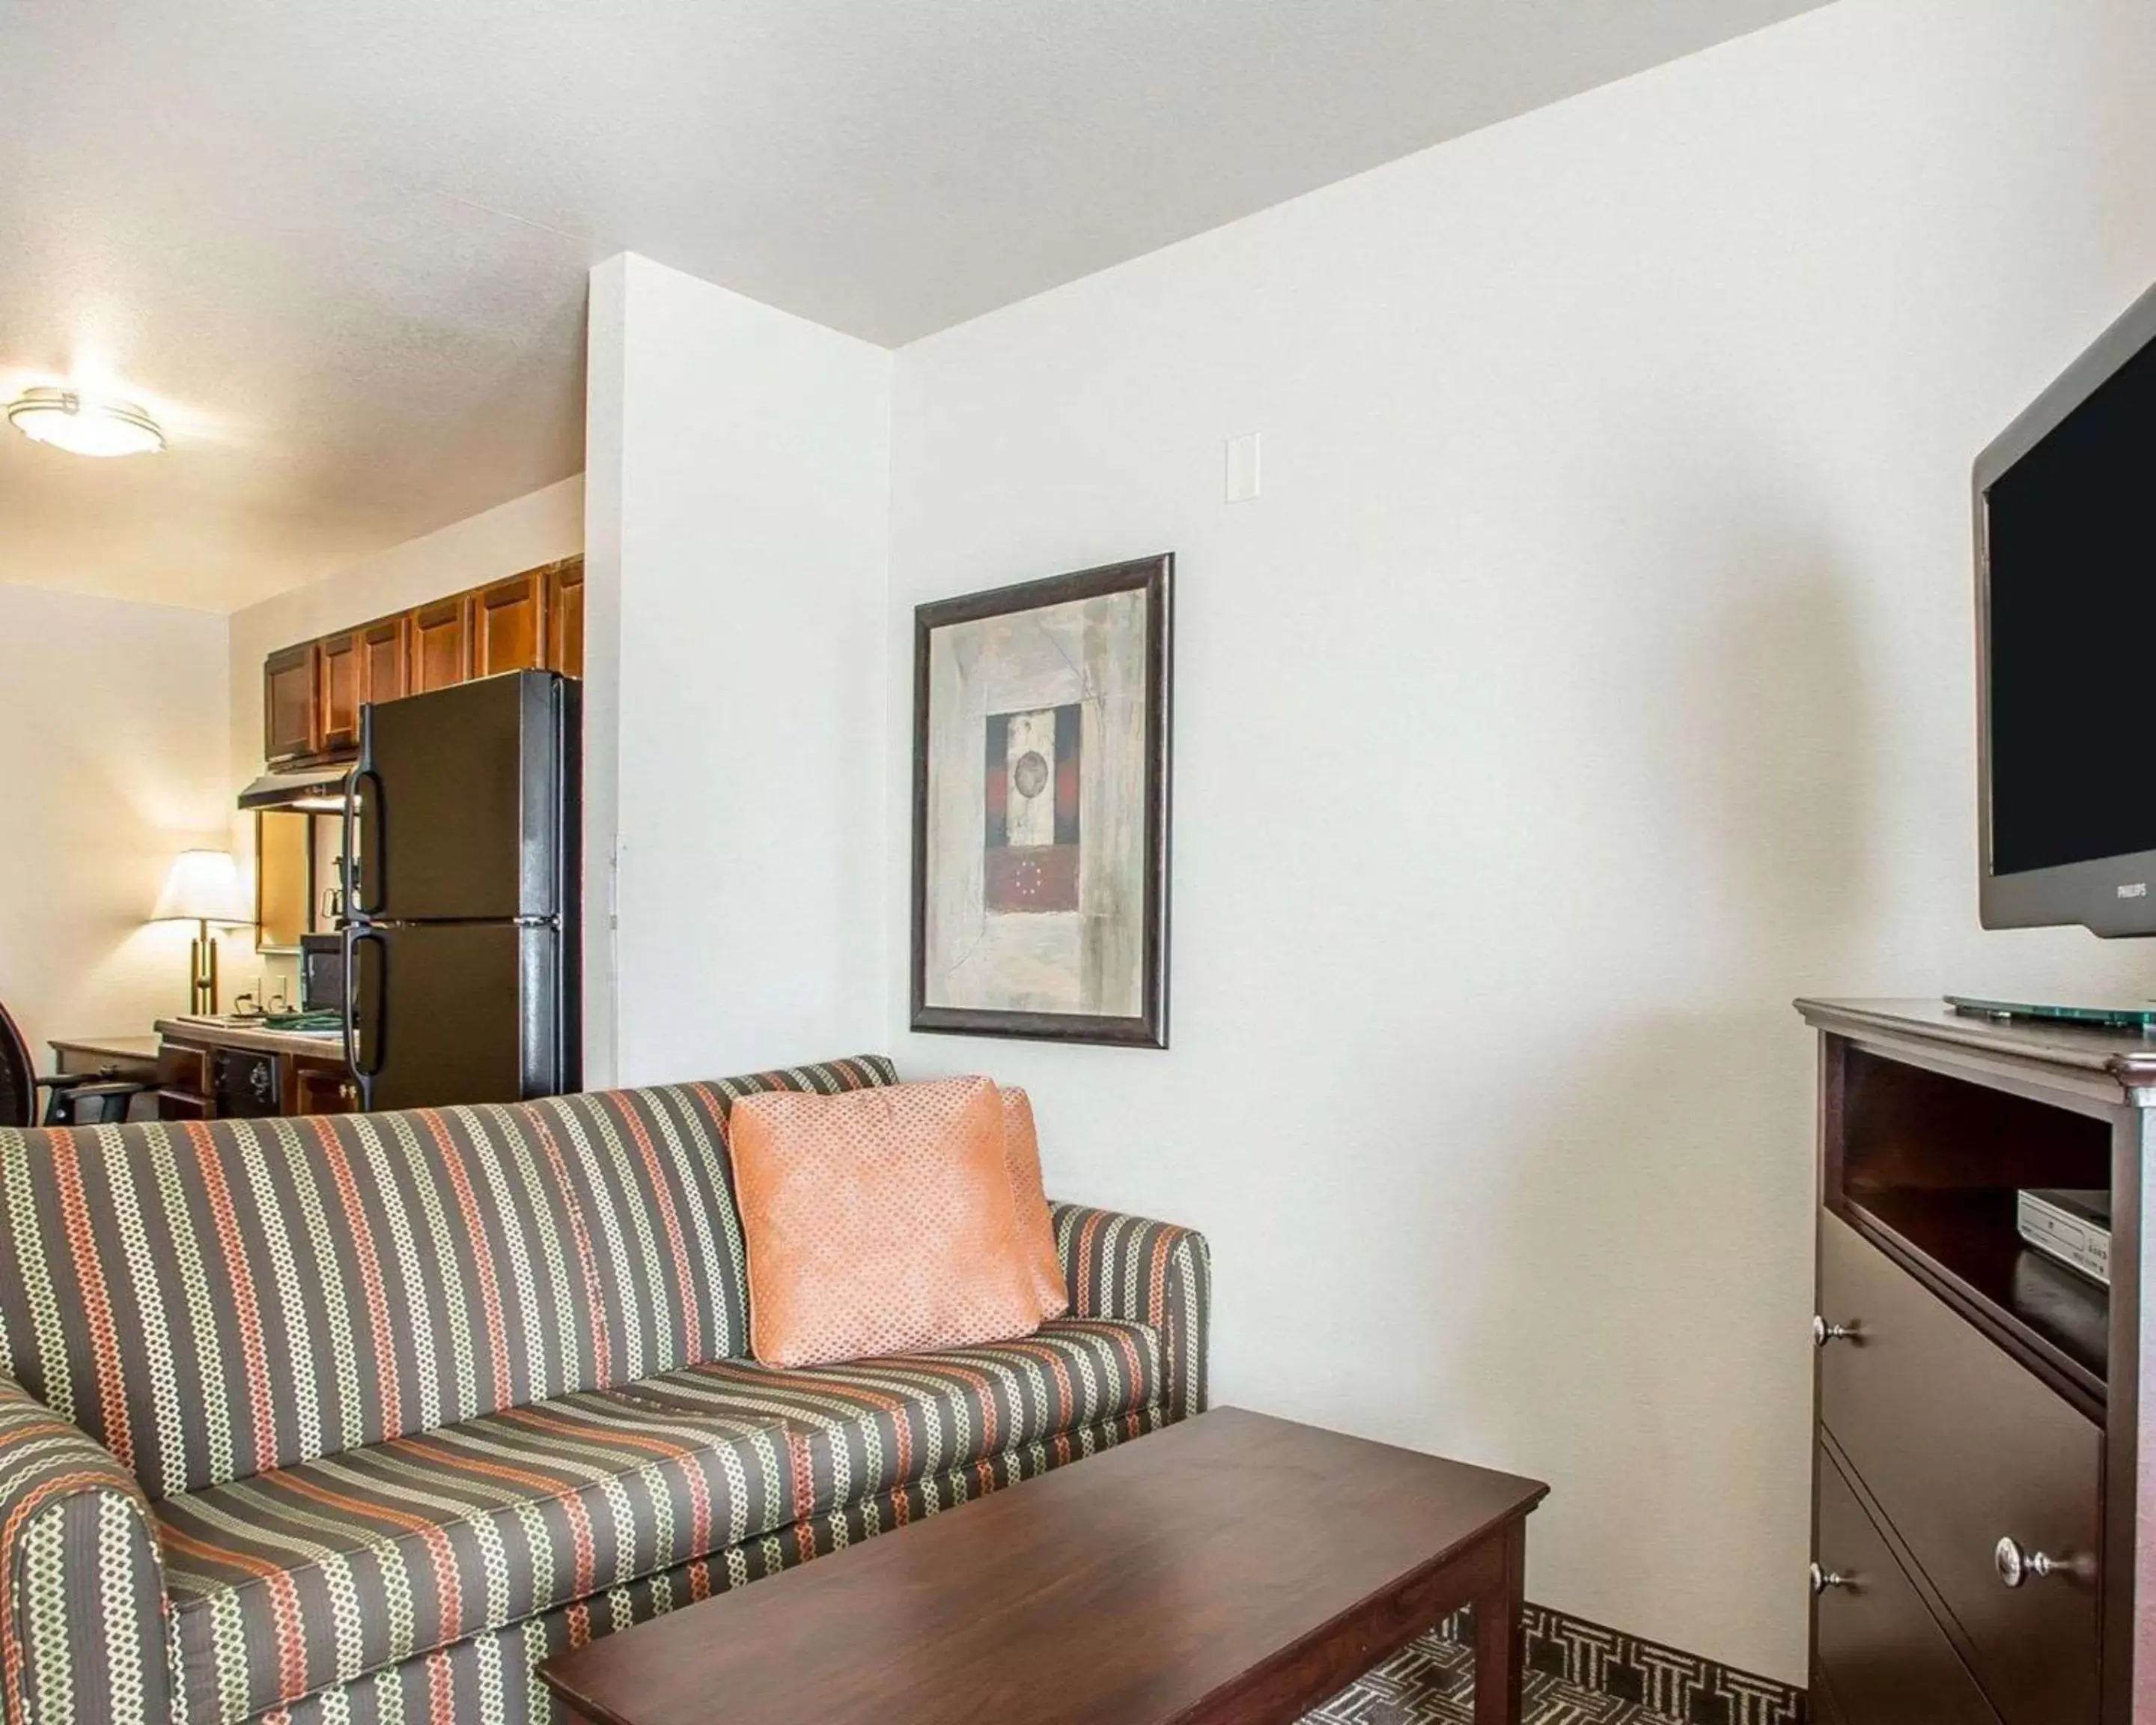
[{"xmin": 0, "ymin": 0, "xmax": 1834, "ymax": 612}]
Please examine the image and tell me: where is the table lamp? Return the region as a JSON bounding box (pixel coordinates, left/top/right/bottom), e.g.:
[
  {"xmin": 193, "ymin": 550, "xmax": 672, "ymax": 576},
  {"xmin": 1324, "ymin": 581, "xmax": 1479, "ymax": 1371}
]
[{"xmin": 152, "ymin": 849, "xmax": 249, "ymax": 1014}]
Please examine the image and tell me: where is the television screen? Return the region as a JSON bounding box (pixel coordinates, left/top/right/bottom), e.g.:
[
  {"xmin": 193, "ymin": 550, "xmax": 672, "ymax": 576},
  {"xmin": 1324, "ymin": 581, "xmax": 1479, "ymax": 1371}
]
[{"xmin": 1985, "ymin": 330, "xmax": 2156, "ymax": 877}]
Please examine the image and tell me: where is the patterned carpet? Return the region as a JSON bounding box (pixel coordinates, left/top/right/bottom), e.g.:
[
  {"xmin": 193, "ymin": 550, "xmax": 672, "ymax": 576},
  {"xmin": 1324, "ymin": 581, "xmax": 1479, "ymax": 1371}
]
[{"xmin": 1306, "ymin": 1626, "xmax": 1690, "ymax": 1725}]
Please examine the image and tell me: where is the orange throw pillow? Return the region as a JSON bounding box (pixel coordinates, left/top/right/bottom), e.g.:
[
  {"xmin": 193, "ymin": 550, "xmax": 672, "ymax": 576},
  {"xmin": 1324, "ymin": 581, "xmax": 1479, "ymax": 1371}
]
[
  {"xmin": 1000, "ymin": 1087, "xmax": 1068, "ymax": 1319},
  {"xmin": 728, "ymin": 1077, "xmax": 1044, "ymax": 1368}
]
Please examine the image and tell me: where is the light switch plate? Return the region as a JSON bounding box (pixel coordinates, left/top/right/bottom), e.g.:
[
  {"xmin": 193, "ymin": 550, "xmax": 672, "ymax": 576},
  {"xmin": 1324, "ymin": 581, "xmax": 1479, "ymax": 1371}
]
[{"xmin": 1225, "ymin": 431, "xmax": 1261, "ymax": 503}]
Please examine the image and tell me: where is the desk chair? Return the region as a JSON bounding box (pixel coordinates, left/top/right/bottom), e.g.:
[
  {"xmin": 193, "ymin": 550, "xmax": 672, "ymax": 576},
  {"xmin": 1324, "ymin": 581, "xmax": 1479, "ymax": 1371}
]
[{"xmin": 0, "ymin": 1003, "xmax": 149, "ymax": 1128}]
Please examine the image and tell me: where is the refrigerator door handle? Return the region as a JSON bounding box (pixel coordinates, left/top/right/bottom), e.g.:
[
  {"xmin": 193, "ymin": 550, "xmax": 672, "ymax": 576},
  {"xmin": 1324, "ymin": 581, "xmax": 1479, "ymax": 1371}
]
[
  {"xmin": 341, "ymin": 920, "xmax": 361, "ymax": 1079},
  {"xmin": 348, "ymin": 927, "xmax": 390, "ymax": 1107},
  {"xmin": 347, "ymin": 766, "xmax": 386, "ymax": 917},
  {"xmin": 340, "ymin": 764, "xmax": 358, "ymax": 915}
]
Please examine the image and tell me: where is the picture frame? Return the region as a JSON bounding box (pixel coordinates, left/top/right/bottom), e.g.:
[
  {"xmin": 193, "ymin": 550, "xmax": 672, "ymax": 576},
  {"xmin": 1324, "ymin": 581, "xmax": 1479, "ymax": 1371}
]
[{"xmin": 910, "ymin": 553, "xmax": 1172, "ymax": 1047}]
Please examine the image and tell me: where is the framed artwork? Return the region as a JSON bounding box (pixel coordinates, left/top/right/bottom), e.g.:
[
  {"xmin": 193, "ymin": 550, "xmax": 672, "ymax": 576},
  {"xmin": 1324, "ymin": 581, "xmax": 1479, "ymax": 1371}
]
[{"xmin": 911, "ymin": 554, "xmax": 1172, "ymax": 1047}]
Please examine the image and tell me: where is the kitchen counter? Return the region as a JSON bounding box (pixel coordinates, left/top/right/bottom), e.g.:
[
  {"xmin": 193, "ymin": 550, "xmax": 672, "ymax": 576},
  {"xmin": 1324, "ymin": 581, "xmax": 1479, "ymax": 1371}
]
[
  {"xmin": 154, "ymin": 1017, "xmax": 358, "ymax": 1121},
  {"xmin": 156, "ymin": 1016, "xmax": 350, "ymax": 1060}
]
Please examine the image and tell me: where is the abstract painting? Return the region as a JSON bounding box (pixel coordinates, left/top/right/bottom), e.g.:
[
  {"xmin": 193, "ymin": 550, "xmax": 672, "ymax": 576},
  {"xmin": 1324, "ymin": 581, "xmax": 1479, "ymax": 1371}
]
[{"xmin": 912, "ymin": 555, "xmax": 1172, "ymax": 1046}]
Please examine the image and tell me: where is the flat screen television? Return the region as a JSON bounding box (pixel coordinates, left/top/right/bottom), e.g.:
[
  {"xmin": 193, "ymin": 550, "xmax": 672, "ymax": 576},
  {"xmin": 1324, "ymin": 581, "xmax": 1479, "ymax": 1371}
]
[{"xmin": 1976, "ymin": 282, "xmax": 2156, "ymax": 937}]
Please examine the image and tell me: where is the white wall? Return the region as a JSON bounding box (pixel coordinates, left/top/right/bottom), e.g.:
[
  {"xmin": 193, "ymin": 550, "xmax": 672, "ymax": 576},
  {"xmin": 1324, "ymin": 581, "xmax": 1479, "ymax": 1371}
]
[
  {"xmin": 223, "ymin": 476, "xmax": 585, "ymax": 985},
  {"xmin": 585, "ymin": 255, "xmax": 892, "ymax": 1086},
  {"xmin": 882, "ymin": 0, "xmax": 2156, "ymax": 1682},
  {"xmin": 0, "ymin": 585, "xmax": 230, "ymax": 1060},
  {"xmin": 583, "ymin": 262, "xmax": 629, "ymax": 1089}
]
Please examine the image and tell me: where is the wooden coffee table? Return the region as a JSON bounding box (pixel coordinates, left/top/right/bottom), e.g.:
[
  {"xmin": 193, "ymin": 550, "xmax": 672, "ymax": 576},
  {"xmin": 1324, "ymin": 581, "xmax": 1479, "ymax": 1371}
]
[{"xmin": 542, "ymin": 1406, "xmax": 1549, "ymax": 1725}]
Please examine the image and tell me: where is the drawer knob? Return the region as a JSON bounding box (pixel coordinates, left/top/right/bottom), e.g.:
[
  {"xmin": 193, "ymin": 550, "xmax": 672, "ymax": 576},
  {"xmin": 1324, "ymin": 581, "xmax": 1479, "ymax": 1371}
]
[
  {"xmin": 1812, "ymin": 1315, "xmax": 1860, "ymax": 1347},
  {"xmin": 1809, "ymin": 1561, "xmax": 1852, "ymax": 1595},
  {"xmin": 1995, "ymin": 1538, "xmax": 2071, "ymax": 1588}
]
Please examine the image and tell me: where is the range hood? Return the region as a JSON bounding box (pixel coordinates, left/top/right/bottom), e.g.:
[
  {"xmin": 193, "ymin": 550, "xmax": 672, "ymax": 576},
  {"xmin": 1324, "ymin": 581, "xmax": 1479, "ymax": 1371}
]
[{"xmin": 238, "ymin": 763, "xmax": 353, "ymax": 812}]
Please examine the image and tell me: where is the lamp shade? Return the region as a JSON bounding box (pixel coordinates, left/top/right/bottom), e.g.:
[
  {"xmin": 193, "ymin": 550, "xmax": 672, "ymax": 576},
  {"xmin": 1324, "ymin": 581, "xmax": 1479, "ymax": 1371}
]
[{"xmin": 152, "ymin": 850, "xmax": 249, "ymax": 925}]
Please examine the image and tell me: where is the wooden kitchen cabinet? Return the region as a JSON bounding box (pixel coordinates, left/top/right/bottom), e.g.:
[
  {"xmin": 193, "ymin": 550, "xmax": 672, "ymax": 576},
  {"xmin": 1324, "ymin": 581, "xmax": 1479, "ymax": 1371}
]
[
  {"xmin": 408, "ymin": 596, "xmax": 472, "ymax": 694},
  {"xmin": 261, "ymin": 555, "xmax": 582, "ymax": 768},
  {"xmin": 320, "ymin": 613, "xmax": 412, "ymax": 754},
  {"xmin": 359, "ymin": 615, "xmax": 408, "ymax": 705},
  {"xmin": 545, "ymin": 558, "xmax": 584, "ymax": 678},
  {"xmin": 154, "ymin": 1022, "xmax": 358, "ymax": 1121},
  {"xmin": 472, "ymin": 570, "xmax": 546, "ymax": 676},
  {"xmin": 292, "ymin": 1062, "xmax": 362, "ymax": 1116},
  {"xmin": 317, "ymin": 629, "xmax": 365, "ymax": 753},
  {"xmin": 264, "ymin": 643, "xmax": 320, "ymax": 763}
]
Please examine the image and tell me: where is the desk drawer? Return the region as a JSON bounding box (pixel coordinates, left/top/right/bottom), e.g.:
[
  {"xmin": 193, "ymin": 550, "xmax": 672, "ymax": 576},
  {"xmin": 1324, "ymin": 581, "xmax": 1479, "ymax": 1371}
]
[
  {"xmin": 211, "ymin": 1049, "xmax": 281, "ymax": 1119},
  {"xmin": 1818, "ymin": 1211, "xmax": 2098, "ymax": 1725},
  {"xmin": 156, "ymin": 1090, "xmax": 210, "ymax": 1122},
  {"xmin": 1815, "ymin": 1445, "xmax": 2000, "ymax": 1725},
  {"xmin": 156, "ymin": 1041, "xmax": 207, "ymax": 1095}
]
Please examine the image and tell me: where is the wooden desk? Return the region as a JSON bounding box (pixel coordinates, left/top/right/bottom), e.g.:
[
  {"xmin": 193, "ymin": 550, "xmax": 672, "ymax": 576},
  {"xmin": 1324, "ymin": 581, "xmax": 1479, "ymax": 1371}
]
[
  {"xmin": 46, "ymin": 1030, "xmax": 159, "ymax": 1069},
  {"xmin": 45, "ymin": 1035, "xmax": 161, "ymax": 1124},
  {"xmin": 46, "ymin": 1035, "xmax": 160, "ymax": 1079},
  {"xmin": 152, "ymin": 1017, "xmax": 358, "ymax": 1121}
]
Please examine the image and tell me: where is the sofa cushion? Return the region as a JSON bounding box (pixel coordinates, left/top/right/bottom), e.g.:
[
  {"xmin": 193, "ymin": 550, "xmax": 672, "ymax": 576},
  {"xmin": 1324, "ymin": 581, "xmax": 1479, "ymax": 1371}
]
[
  {"xmin": 0, "ymin": 1056, "xmax": 893, "ymax": 1499},
  {"xmin": 225, "ymin": 1408, "xmax": 1164, "ymax": 1725},
  {"xmin": 729, "ymin": 1077, "xmax": 1043, "ymax": 1368},
  {"xmin": 156, "ymin": 1316, "xmax": 1160, "ymax": 1723},
  {"xmin": 617, "ymin": 1314, "xmax": 1162, "ymax": 1521}
]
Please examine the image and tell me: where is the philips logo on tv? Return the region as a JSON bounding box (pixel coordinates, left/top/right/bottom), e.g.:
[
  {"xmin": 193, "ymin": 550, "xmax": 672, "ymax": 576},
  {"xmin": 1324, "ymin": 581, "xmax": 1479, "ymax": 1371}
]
[{"xmin": 2121, "ymin": 883, "xmax": 2149, "ymax": 899}]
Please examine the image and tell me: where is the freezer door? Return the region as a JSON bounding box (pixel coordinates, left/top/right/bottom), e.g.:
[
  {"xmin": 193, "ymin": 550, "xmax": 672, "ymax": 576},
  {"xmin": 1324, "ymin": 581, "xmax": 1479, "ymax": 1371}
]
[
  {"xmin": 351, "ymin": 920, "xmax": 567, "ymax": 1110},
  {"xmin": 353, "ymin": 671, "xmax": 565, "ymax": 922}
]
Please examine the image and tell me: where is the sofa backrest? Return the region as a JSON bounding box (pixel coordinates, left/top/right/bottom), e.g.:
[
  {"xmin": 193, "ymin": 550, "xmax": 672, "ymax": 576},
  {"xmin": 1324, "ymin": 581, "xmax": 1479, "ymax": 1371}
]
[{"xmin": 0, "ymin": 1054, "xmax": 892, "ymax": 1498}]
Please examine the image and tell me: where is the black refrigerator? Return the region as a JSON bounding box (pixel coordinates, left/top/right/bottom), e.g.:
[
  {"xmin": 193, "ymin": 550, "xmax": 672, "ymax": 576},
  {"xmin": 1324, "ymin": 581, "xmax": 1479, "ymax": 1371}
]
[{"xmin": 342, "ymin": 670, "xmax": 581, "ymax": 1110}]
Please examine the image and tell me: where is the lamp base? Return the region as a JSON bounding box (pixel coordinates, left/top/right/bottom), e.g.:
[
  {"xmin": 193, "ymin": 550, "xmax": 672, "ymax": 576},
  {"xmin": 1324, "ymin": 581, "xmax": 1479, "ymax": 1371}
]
[{"xmin": 188, "ymin": 922, "xmax": 219, "ymax": 1015}]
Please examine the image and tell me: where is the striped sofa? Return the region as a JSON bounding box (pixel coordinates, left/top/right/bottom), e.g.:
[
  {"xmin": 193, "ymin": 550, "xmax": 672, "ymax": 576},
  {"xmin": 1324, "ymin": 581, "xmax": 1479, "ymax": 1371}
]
[{"xmin": 0, "ymin": 1055, "xmax": 1210, "ymax": 1725}]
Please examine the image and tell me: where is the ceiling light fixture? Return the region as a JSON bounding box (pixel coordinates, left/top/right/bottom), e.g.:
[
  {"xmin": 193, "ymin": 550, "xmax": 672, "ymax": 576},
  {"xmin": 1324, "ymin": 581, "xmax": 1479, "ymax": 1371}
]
[{"xmin": 6, "ymin": 386, "xmax": 165, "ymax": 457}]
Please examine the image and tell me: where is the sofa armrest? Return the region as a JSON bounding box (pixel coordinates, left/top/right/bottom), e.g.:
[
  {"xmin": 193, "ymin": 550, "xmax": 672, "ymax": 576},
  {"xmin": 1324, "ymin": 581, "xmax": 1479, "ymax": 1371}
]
[
  {"xmin": 0, "ymin": 1376, "xmax": 171, "ymax": 1725},
  {"xmin": 1050, "ymin": 1202, "xmax": 1212, "ymax": 1422}
]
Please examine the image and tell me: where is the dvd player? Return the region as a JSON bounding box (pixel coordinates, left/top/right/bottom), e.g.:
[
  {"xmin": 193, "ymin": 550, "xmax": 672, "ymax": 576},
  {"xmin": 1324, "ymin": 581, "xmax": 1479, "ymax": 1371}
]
[{"xmin": 2017, "ymin": 1187, "xmax": 2111, "ymax": 1286}]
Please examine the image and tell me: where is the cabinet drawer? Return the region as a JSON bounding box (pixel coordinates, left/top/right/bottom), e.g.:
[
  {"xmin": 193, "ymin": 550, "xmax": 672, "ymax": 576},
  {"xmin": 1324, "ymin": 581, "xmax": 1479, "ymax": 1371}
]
[
  {"xmin": 156, "ymin": 1041, "xmax": 207, "ymax": 1094},
  {"xmin": 1818, "ymin": 1211, "xmax": 2098, "ymax": 1725},
  {"xmin": 211, "ymin": 1049, "xmax": 281, "ymax": 1119},
  {"xmin": 291, "ymin": 1062, "xmax": 359, "ymax": 1116},
  {"xmin": 1815, "ymin": 1445, "xmax": 2000, "ymax": 1725}
]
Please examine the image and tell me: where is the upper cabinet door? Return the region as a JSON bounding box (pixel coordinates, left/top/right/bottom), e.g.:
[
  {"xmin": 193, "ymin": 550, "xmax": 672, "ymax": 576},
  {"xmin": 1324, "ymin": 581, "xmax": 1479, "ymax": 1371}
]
[
  {"xmin": 260, "ymin": 559, "xmax": 577, "ymax": 767},
  {"xmin": 472, "ymin": 571, "xmax": 546, "ymax": 677},
  {"xmin": 317, "ymin": 630, "xmax": 364, "ymax": 754},
  {"xmin": 359, "ymin": 615, "xmax": 409, "ymax": 708},
  {"xmin": 544, "ymin": 558, "xmax": 584, "ymax": 678},
  {"xmin": 264, "ymin": 643, "xmax": 321, "ymax": 764},
  {"xmin": 408, "ymin": 596, "xmax": 472, "ymax": 694}
]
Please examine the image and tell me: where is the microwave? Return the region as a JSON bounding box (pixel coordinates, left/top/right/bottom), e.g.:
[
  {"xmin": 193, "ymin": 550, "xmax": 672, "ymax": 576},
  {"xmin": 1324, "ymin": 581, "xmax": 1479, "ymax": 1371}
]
[{"xmin": 299, "ymin": 933, "xmax": 346, "ymax": 1016}]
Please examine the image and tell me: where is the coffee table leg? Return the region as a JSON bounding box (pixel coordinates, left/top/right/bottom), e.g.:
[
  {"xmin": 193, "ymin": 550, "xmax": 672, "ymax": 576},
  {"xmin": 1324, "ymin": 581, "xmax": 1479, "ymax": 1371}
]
[{"xmin": 1473, "ymin": 1518, "xmax": 1526, "ymax": 1725}]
